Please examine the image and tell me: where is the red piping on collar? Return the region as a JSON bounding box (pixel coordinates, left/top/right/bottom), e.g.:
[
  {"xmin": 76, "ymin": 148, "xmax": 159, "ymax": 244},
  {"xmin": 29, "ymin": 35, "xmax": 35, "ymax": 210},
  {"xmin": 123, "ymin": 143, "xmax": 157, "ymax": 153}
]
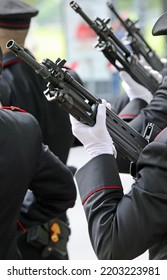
[
  {"xmin": 3, "ymin": 57, "xmax": 23, "ymax": 68},
  {"xmin": 0, "ymin": 106, "xmax": 27, "ymax": 112}
]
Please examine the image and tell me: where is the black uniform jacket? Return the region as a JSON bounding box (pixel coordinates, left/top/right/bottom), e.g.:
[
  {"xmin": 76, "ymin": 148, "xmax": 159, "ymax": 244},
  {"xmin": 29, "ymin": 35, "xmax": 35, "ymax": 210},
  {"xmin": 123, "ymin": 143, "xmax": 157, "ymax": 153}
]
[
  {"xmin": 127, "ymin": 80, "xmax": 167, "ymax": 134},
  {"xmin": 0, "ymin": 51, "xmax": 74, "ymax": 164},
  {"xmin": 0, "ymin": 108, "xmax": 76, "ymax": 260},
  {"xmin": 75, "ymin": 127, "xmax": 167, "ymax": 260},
  {"xmin": 116, "ymin": 80, "xmax": 167, "ymax": 173}
]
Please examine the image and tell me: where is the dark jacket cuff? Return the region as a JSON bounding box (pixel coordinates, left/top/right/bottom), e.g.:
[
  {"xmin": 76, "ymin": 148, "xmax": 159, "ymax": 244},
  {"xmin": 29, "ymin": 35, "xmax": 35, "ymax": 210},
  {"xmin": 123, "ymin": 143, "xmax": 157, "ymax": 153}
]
[{"xmin": 75, "ymin": 154, "xmax": 123, "ymax": 204}]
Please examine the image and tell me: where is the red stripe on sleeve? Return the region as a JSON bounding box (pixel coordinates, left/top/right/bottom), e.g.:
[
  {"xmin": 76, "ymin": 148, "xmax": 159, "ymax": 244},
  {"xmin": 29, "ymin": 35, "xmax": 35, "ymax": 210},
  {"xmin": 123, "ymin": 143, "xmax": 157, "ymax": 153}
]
[{"xmin": 82, "ymin": 185, "xmax": 123, "ymax": 205}]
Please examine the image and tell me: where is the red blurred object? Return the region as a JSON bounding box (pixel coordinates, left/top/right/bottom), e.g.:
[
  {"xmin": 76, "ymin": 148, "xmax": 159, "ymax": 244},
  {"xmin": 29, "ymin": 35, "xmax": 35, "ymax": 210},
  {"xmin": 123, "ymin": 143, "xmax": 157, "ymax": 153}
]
[{"xmin": 76, "ymin": 22, "xmax": 97, "ymax": 40}]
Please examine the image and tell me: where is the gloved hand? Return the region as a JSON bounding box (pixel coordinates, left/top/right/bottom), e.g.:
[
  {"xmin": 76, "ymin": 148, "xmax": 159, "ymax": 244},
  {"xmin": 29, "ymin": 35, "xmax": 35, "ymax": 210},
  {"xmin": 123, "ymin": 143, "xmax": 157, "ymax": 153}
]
[
  {"xmin": 70, "ymin": 103, "xmax": 117, "ymax": 159},
  {"xmin": 161, "ymin": 58, "xmax": 167, "ymax": 67},
  {"xmin": 159, "ymin": 58, "xmax": 167, "ymax": 80},
  {"xmin": 144, "ymin": 65, "xmax": 163, "ymax": 84},
  {"xmin": 138, "ymin": 58, "xmax": 163, "ymax": 84},
  {"xmin": 120, "ymin": 71, "xmax": 153, "ymax": 103},
  {"xmin": 101, "ymin": 98, "xmax": 111, "ymax": 110}
]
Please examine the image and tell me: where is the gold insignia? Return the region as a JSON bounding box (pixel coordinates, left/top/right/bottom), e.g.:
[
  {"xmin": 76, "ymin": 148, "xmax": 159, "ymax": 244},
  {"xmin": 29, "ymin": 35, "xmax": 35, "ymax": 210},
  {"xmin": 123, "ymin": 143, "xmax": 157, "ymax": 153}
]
[{"xmin": 50, "ymin": 222, "xmax": 61, "ymax": 243}]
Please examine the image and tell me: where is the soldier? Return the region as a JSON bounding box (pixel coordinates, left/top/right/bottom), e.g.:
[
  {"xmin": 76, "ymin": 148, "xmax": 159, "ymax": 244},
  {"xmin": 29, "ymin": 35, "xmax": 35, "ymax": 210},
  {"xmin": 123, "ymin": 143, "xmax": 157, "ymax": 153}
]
[
  {"xmin": 69, "ymin": 12, "xmax": 167, "ymax": 259},
  {"xmin": 0, "ymin": 46, "xmax": 76, "ymax": 259},
  {"xmin": 0, "ymin": 0, "xmax": 80, "ymax": 259}
]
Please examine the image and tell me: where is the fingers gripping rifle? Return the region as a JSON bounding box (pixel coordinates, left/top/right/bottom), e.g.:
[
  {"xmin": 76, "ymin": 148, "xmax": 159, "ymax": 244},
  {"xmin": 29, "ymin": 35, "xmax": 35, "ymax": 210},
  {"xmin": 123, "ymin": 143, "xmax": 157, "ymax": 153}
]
[
  {"xmin": 107, "ymin": 1, "xmax": 163, "ymax": 72},
  {"xmin": 6, "ymin": 39, "xmax": 148, "ymax": 164},
  {"xmin": 70, "ymin": 1, "xmax": 159, "ymax": 94}
]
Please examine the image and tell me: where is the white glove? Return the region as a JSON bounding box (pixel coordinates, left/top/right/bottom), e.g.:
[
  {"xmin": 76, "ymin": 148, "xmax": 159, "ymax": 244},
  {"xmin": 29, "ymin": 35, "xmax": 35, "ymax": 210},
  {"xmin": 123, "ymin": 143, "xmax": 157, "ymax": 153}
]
[
  {"xmin": 139, "ymin": 58, "xmax": 163, "ymax": 84},
  {"xmin": 70, "ymin": 103, "xmax": 117, "ymax": 159},
  {"xmin": 161, "ymin": 58, "xmax": 167, "ymax": 67},
  {"xmin": 144, "ymin": 65, "xmax": 162, "ymax": 84},
  {"xmin": 101, "ymin": 98, "xmax": 112, "ymax": 110},
  {"xmin": 120, "ymin": 71, "xmax": 153, "ymax": 103}
]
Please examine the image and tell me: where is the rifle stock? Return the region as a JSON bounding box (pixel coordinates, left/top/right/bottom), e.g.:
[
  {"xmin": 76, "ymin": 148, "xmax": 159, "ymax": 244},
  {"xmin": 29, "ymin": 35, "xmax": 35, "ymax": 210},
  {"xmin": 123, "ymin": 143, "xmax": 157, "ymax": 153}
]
[{"xmin": 6, "ymin": 39, "xmax": 148, "ymax": 163}]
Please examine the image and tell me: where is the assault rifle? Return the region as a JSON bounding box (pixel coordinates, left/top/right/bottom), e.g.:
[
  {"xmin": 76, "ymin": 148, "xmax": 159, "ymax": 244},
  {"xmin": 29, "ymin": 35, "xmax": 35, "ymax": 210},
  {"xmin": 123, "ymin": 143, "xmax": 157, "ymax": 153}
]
[
  {"xmin": 107, "ymin": 1, "xmax": 163, "ymax": 72},
  {"xmin": 70, "ymin": 1, "xmax": 159, "ymax": 94},
  {"xmin": 6, "ymin": 39, "xmax": 149, "ymax": 164}
]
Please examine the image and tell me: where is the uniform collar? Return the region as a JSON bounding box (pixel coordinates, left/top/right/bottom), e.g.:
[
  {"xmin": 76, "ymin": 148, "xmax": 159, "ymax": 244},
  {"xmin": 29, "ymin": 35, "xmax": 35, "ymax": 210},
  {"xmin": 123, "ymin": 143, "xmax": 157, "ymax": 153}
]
[
  {"xmin": 2, "ymin": 48, "xmax": 33, "ymax": 68},
  {"xmin": 2, "ymin": 51, "xmax": 22, "ymax": 68}
]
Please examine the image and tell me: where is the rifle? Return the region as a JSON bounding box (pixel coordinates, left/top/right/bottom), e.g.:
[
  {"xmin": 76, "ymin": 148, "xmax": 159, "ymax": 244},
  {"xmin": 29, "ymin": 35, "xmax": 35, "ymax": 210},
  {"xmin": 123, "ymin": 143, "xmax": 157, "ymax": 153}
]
[
  {"xmin": 70, "ymin": 1, "xmax": 159, "ymax": 94},
  {"xmin": 6, "ymin": 39, "xmax": 149, "ymax": 164},
  {"xmin": 107, "ymin": 1, "xmax": 163, "ymax": 72}
]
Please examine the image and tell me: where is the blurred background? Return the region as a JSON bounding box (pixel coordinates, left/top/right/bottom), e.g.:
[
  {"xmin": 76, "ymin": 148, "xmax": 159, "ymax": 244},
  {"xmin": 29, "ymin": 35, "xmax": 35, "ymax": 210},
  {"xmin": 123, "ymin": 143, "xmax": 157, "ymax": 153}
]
[
  {"xmin": 24, "ymin": 0, "xmax": 167, "ymax": 102},
  {"xmin": 22, "ymin": 0, "xmax": 165, "ymax": 260}
]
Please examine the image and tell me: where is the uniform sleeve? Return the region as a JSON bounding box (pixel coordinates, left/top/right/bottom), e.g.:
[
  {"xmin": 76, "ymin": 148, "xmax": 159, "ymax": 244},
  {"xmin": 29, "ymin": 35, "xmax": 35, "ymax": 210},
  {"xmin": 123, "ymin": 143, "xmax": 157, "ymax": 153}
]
[
  {"xmin": 111, "ymin": 93, "xmax": 129, "ymax": 114},
  {"xmin": 19, "ymin": 144, "xmax": 76, "ymax": 228},
  {"xmin": 129, "ymin": 81, "xmax": 167, "ymax": 135},
  {"xmin": 116, "ymin": 81, "xmax": 167, "ymax": 174},
  {"xmin": 75, "ymin": 138, "xmax": 167, "ymax": 259},
  {"xmin": 118, "ymin": 98, "xmax": 148, "ymax": 122}
]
